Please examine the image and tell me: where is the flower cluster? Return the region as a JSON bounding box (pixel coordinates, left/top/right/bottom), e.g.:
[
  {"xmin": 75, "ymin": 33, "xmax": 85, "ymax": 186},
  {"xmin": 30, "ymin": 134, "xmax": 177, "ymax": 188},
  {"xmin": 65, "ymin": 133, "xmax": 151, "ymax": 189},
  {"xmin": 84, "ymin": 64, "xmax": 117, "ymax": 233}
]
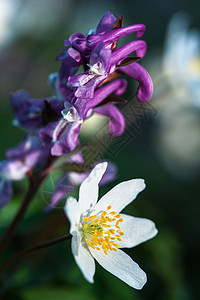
[
  {"xmin": 0, "ymin": 11, "xmax": 157, "ymax": 290},
  {"xmin": 0, "ymin": 11, "xmax": 153, "ymax": 210}
]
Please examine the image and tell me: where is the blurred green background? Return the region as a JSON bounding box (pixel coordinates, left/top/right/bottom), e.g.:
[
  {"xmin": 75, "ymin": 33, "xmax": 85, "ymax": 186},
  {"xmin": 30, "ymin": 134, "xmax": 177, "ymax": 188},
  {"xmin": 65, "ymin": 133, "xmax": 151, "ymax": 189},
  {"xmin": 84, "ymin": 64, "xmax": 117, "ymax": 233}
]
[{"xmin": 0, "ymin": 0, "xmax": 200, "ymax": 299}]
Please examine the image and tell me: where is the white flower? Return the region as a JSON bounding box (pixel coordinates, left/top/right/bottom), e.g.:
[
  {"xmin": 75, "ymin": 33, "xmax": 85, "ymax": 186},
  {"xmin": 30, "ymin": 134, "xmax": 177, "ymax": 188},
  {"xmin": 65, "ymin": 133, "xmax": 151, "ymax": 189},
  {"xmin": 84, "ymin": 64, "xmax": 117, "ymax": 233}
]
[
  {"xmin": 64, "ymin": 162, "xmax": 158, "ymax": 289},
  {"xmin": 163, "ymin": 12, "xmax": 200, "ymax": 108},
  {"xmin": 152, "ymin": 12, "xmax": 200, "ymax": 178}
]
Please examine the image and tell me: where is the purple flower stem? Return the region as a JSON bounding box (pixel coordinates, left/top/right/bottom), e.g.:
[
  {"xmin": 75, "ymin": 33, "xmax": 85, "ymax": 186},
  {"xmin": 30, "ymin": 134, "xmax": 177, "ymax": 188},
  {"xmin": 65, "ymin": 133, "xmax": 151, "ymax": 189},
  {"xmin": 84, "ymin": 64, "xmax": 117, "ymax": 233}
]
[{"xmin": 0, "ymin": 156, "xmax": 55, "ymax": 255}]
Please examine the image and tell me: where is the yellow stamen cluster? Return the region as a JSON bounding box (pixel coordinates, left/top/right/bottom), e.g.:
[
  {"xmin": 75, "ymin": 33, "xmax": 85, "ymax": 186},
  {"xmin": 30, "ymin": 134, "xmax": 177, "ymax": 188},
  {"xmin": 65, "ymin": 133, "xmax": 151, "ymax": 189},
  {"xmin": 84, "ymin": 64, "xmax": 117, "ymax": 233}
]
[{"xmin": 83, "ymin": 205, "xmax": 124, "ymax": 255}]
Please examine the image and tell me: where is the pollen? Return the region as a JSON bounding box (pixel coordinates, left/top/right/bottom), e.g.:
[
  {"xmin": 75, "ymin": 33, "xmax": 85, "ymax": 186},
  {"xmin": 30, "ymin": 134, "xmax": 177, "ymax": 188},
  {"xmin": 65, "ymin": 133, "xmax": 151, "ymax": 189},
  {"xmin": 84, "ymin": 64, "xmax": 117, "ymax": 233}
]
[{"xmin": 83, "ymin": 205, "xmax": 124, "ymax": 255}]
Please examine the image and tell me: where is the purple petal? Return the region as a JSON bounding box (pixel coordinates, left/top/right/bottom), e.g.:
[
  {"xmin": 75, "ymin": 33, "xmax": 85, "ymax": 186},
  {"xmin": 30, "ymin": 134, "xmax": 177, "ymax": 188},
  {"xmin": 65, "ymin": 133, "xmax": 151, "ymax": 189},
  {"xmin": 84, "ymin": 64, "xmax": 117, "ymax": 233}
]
[
  {"xmin": 39, "ymin": 122, "xmax": 58, "ymax": 145},
  {"xmin": 0, "ymin": 179, "xmax": 12, "ymax": 210},
  {"xmin": 86, "ymin": 78, "xmax": 127, "ymax": 110},
  {"xmin": 68, "ymin": 42, "xmax": 112, "ymax": 99},
  {"xmin": 96, "ymin": 11, "xmax": 117, "ymax": 34},
  {"xmin": 24, "ymin": 150, "xmax": 45, "ymax": 169},
  {"xmin": 48, "ymin": 72, "xmax": 74, "ymax": 100},
  {"xmin": 51, "ymin": 121, "xmax": 82, "ymax": 156},
  {"xmin": 47, "ymin": 159, "xmax": 117, "ymax": 209},
  {"xmin": 6, "ymin": 134, "xmax": 41, "ymax": 159},
  {"xmin": 87, "ymin": 24, "xmax": 146, "ymax": 49},
  {"xmin": 69, "ymin": 160, "xmax": 117, "ymax": 186},
  {"xmin": 69, "ymin": 97, "xmax": 88, "ymax": 119},
  {"xmin": 68, "ymin": 33, "xmax": 88, "ymax": 52},
  {"xmin": 0, "ymin": 160, "xmax": 29, "ymax": 181},
  {"xmin": 89, "ymin": 41, "xmax": 112, "ymax": 73},
  {"xmin": 40, "ymin": 119, "xmax": 82, "ymax": 157},
  {"xmin": 100, "ymin": 161, "xmax": 117, "ymax": 185},
  {"xmin": 63, "ymin": 39, "xmax": 71, "ymax": 47},
  {"xmin": 10, "ymin": 90, "xmax": 43, "ymax": 130},
  {"xmin": 67, "ymin": 47, "xmax": 81, "ymax": 62},
  {"xmin": 67, "ymin": 152, "xmax": 84, "ymax": 164},
  {"xmin": 109, "ymin": 40, "xmax": 147, "ymax": 70},
  {"xmin": 48, "ymin": 174, "xmax": 76, "ymax": 209},
  {"xmin": 69, "ymin": 73, "xmax": 107, "ymax": 99},
  {"xmin": 68, "ymin": 72, "xmax": 91, "ymax": 88},
  {"xmin": 119, "ymin": 62, "xmax": 153, "ymax": 102},
  {"xmin": 93, "ymin": 104, "xmax": 125, "ymax": 135},
  {"xmin": 56, "ymin": 50, "xmax": 81, "ymax": 80},
  {"xmin": 10, "ymin": 90, "xmax": 64, "ymax": 130},
  {"xmin": 5, "ymin": 134, "xmax": 51, "ymax": 176}
]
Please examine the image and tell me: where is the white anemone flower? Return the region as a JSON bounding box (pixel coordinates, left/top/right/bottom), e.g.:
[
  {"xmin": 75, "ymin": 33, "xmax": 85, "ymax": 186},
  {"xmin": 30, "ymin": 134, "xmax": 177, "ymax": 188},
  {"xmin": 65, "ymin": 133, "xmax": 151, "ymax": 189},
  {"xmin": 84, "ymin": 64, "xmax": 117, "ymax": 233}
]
[{"xmin": 64, "ymin": 162, "xmax": 158, "ymax": 289}]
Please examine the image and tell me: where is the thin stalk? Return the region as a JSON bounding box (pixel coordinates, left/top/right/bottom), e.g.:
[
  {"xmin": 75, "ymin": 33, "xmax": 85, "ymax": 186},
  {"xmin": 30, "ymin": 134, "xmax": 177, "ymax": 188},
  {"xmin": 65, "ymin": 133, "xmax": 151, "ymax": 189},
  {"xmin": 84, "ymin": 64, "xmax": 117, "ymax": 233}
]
[
  {"xmin": 0, "ymin": 234, "xmax": 72, "ymax": 273},
  {"xmin": 0, "ymin": 155, "xmax": 56, "ymax": 254},
  {"xmin": 0, "ymin": 172, "xmax": 46, "ymax": 254}
]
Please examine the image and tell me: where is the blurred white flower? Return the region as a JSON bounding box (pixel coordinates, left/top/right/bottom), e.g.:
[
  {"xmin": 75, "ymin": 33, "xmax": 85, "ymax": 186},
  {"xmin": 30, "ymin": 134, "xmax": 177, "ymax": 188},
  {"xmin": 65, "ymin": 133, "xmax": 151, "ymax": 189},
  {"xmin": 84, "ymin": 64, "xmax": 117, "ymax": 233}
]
[
  {"xmin": 163, "ymin": 12, "xmax": 200, "ymax": 108},
  {"xmin": 152, "ymin": 12, "xmax": 200, "ymax": 178},
  {"xmin": 64, "ymin": 162, "xmax": 157, "ymax": 289}
]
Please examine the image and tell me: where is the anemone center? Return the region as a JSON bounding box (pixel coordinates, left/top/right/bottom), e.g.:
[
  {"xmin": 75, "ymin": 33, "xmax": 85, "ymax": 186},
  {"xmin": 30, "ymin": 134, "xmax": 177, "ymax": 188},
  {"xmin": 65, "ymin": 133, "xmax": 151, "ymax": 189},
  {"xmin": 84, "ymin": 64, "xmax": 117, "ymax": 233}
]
[{"xmin": 83, "ymin": 205, "xmax": 124, "ymax": 255}]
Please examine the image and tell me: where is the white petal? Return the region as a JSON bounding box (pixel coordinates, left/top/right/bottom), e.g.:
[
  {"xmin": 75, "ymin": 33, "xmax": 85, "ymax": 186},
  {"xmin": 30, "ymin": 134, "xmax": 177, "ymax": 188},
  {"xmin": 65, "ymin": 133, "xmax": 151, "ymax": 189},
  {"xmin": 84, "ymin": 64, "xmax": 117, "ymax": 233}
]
[
  {"xmin": 118, "ymin": 214, "xmax": 158, "ymax": 248},
  {"xmin": 64, "ymin": 196, "xmax": 80, "ymax": 233},
  {"xmin": 90, "ymin": 248, "xmax": 147, "ymax": 289},
  {"xmin": 78, "ymin": 162, "xmax": 108, "ymax": 214},
  {"xmin": 71, "ymin": 230, "xmax": 95, "ymax": 283},
  {"xmin": 93, "ymin": 179, "xmax": 145, "ymax": 214}
]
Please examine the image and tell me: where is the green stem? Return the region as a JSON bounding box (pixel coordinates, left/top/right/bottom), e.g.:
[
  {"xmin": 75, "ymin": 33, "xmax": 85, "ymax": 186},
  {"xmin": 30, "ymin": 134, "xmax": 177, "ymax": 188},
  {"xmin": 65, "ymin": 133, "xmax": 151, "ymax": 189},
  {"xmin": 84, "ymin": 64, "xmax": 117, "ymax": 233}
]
[
  {"xmin": 0, "ymin": 234, "xmax": 72, "ymax": 273},
  {"xmin": 0, "ymin": 173, "xmax": 46, "ymax": 254}
]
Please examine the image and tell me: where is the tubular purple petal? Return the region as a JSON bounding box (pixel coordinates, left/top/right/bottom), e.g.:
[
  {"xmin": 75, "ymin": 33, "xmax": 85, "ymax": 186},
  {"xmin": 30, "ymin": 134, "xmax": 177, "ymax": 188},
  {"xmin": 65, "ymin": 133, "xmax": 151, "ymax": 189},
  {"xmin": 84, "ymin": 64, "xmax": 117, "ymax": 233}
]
[
  {"xmin": 87, "ymin": 24, "xmax": 146, "ymax": 49},
  {"xmin": 86, "ymin": 79, "xmax": 127, "ymax": 110},
  {"xmin": 93, "ymin": 105, "xmax": 125, "ymax": 136},
  {"xmin": 119, "ymin": 62, "xmax": 153, "ymax": 102},
  {"xmin": 109, "ymin": 40, "xmax": 147, "ymax": 71}
]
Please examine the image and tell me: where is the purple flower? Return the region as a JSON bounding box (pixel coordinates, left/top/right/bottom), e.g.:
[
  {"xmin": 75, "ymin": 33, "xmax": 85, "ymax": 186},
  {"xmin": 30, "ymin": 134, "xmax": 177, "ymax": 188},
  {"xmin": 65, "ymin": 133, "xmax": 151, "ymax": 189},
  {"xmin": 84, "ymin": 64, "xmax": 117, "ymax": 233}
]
[
  {"xmin": 0, "ymin": 134, "xmax": 51, "ymax": 209},
  {"xmin": 0, "ymin": 159, "xmax": 33, "ymax": 181},
  {"xmin": 63, "ymin": 11, "xmax": 152, "ymax": 103},
  {"xmin": 10, "ymin": 90, "xmax": 64, "ymax": 131},
  {"xmin": 39, "ymin": 78, "xmax": 127, "ymax": 156},
  {"xmin": 68, "ymin": 42, "xmax": 112, "ymax": 99},
  {"xmin": 39, "ymin": 103, "xmax": 82, "ymax": 156},
  {"xmin": 2, "ymin": 134, "xmax": 50, "ymax": 180},
  {"xmin": 68, "ymin": 39, "xmax": 147, "ymax": 100}
]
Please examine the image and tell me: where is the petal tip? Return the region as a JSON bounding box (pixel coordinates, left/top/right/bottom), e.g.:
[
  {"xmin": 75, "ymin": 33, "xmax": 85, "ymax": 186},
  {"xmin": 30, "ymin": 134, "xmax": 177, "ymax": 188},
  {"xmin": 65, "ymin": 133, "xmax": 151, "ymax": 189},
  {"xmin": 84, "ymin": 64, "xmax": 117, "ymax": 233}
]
[{"xmin": 136, "ymin": 178, "xmax": 146, "ymax": 191}]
